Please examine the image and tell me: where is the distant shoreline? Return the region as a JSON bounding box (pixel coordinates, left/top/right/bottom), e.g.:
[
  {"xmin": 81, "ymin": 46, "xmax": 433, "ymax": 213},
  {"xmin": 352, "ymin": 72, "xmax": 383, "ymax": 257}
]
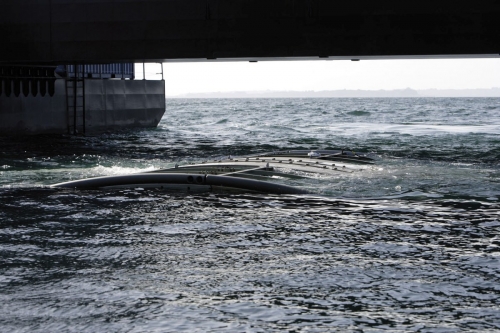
[{"xmin": 167, "ymin": 88, "xmax": 500, "ymax": 98}]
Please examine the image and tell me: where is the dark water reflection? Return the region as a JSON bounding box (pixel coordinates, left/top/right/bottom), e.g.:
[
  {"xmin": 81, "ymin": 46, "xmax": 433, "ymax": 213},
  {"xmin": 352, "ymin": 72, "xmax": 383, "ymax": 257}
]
[
  {"xmin": 1, "ymin": 188, "xmax": 499, "ymax": 332},
  {"xmin": 2, "ymin": 98, "xmax": 500, "ymax": 331}
]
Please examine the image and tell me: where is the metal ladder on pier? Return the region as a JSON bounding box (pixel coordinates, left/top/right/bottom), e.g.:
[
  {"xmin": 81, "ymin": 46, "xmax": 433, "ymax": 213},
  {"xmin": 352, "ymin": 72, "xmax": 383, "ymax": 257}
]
[{"xmin": 66, "ymin": 65, "xmax": 85, "ymax": 135}]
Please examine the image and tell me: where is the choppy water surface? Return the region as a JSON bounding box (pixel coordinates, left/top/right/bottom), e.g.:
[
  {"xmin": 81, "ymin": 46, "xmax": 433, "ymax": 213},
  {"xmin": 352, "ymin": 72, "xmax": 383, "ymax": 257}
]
[{"xmin": 1, "ymin": 98, "xmax": 500, "ymax": 332}]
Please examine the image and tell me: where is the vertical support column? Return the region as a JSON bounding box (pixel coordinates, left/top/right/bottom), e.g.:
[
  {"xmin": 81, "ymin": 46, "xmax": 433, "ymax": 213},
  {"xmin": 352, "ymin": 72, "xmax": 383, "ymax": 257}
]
[
  {"xmin": 81, "ymin": 64, "xmax": 86, "ymax": 135},
  {"xmin": 73, "ymin": 63, "xmax": 77, "ymax": 133}
]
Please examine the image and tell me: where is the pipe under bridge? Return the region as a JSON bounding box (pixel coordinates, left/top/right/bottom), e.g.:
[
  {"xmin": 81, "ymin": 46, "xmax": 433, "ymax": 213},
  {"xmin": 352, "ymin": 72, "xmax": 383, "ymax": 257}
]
[{"xmin": 1, "ymin": 0, "xmax": 500, "ymax": 64}]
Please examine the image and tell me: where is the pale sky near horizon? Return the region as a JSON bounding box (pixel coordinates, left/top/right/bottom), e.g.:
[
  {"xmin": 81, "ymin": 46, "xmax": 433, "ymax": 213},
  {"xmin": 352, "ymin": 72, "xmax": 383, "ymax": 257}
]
[{"xmin": 137, "ymin": 58, "xmax": 500, "ymax": 96}]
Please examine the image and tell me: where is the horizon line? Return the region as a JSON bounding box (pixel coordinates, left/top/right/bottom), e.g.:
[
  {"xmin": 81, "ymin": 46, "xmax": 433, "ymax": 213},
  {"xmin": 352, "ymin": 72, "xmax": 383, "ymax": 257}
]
[{"xmin": 166, "ymin": 87, "xmax": 500, "ymax": 98}]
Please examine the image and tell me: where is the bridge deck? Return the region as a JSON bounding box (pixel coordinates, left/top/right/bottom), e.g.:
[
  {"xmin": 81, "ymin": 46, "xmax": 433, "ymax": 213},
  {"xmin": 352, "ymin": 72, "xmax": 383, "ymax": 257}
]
[{"xmin": 0, "ymin": 0, "xmax": 499, "ymax": 64}]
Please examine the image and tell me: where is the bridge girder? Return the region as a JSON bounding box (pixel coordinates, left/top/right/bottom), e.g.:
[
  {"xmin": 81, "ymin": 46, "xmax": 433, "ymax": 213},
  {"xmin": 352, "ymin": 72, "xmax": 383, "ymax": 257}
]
[{"xmin": 1, "ymin": 0, "xmax": 499, "ymax": 64}]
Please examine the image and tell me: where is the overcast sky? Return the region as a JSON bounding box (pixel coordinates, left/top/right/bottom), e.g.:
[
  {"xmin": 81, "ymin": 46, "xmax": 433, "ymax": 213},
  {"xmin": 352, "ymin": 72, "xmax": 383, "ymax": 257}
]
[{"xmin": 138, "ymin": 58, "xmax": 500, "ymax": 96}]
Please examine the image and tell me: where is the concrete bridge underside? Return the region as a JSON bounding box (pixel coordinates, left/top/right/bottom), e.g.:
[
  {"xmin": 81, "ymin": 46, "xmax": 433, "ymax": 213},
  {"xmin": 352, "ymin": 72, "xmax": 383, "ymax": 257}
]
[
  {"xmin": 1, "ymin": 1, "xmax": 499, "ymax": 134},
  {"xmin": 1, "ymin": 0, "xmax": 499, "ymax": 64}
]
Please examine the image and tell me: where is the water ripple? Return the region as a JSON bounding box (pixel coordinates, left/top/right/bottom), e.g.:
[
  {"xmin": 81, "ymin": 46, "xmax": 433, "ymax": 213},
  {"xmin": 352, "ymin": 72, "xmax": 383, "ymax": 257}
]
[{"xmin": 1, "ymin": 188, "xmax": 499, "ymax": 331}]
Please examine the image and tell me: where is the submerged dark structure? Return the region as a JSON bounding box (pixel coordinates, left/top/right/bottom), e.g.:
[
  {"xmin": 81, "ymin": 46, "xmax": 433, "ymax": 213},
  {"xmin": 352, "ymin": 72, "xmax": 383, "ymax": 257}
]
[
  {"xmin": 51, "ymin": 149, "xmax": 373, "ymax": 194},
  {"xmin": 1, "ymin": 0, "xmax": 499, "ymax": 134}
]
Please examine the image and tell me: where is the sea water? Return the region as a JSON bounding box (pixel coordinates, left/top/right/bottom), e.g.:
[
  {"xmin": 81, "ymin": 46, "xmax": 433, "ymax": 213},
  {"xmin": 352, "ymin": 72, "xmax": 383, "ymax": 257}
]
[{"xmin": 1, "ymin": 98, "xmax": 499, "ymax": 332}]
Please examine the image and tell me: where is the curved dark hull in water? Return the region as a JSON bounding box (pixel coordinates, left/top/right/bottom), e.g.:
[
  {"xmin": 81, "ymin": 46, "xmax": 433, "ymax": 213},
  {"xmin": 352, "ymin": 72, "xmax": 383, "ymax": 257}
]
[
  {"xmin": 51, "ymin": 173, "xmax": 308, "ymax": 194},
  {"xmin": 51, "ymin": 150, "xmax": 374, "ymax": 194}
]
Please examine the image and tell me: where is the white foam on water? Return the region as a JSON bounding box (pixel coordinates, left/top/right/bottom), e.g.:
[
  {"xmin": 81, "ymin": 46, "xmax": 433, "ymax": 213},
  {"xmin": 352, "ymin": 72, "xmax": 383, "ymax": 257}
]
[
  {"xmin": 0, "ymin": 165, "xmax": 161, "ymax": 187},
  {"xmin": 89, "ymin": 165, "xmax": 157, "ymax": 176}
]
